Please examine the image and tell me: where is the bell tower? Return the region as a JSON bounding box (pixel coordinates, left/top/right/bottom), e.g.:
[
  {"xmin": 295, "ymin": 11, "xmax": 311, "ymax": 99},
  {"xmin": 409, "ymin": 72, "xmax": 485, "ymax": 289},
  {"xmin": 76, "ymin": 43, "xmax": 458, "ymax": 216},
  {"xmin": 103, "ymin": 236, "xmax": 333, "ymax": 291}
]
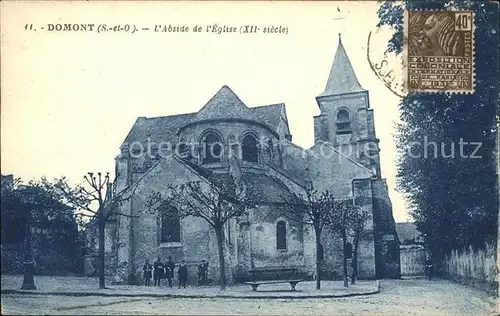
[{"xmin": 314, "ymin": 34, "xmax": 381, "ymax": 178}]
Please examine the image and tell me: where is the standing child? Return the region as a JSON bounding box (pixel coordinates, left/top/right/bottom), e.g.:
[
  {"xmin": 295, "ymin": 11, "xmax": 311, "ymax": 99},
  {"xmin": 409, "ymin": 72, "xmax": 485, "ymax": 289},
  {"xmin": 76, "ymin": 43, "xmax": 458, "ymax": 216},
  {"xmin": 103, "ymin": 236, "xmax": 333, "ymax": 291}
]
[
  {"xmin": 142, "ymin": 259, "xmax": 153, "ymax": 286},
  {"xmin": 153, "ymin": 257, "xmax": 164, "ymax": 287},
  {"xmin": 164, "ymin": 256, "xmax": 175, "ymax": 288},
  {"xmin": 177, "ymin": 260, "xmax": 188, "ymax": 289}
]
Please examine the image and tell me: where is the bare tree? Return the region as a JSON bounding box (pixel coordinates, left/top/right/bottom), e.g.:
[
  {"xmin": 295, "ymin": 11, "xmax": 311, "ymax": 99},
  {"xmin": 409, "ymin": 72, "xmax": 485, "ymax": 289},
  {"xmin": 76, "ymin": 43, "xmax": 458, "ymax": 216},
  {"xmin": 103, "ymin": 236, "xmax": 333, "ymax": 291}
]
[
  {"xmin": 328, "ymin": 199, "xmax": 360, "ymax": 288},
  {"xmin": 277, "ymin": 184, "xmax": 336, "ymax": 290},
  {"xmin": 52, "ymin": 172, "xmax": 137, "ymax": 289},
  {"xmin": 146, "ymin": 173, "xmax": 248, "ymax": 291}
]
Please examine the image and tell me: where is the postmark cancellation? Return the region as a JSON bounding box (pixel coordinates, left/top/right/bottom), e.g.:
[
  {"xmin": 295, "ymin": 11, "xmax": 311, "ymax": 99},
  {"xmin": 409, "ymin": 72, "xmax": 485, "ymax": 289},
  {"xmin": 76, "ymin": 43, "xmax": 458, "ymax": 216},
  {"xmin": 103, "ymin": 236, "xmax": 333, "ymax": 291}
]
[{"xmin": 403, "ymin": 10, "xmax": 475, "ymax": 94}]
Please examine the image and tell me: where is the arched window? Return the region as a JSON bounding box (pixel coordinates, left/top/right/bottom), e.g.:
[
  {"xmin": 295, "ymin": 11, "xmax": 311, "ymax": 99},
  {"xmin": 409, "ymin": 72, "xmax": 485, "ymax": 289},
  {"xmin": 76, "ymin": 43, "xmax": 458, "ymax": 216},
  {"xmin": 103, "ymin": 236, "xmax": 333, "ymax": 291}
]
[
  {"xmin": 242, "ymin": 134, "xmax": 258, "ymax": 163},
  {"xmin": 161, "ymin": 209, "xmax": 180, "ymax": 243},
  {"xmin": 276, "ymin": 221, "xmax": 287, "ymax": 250},
  {"xmin": 337, "ymin": 109, "xmax": 350, "ymax": 121},
  {"xmin": 336, "ymin": 109, "xmax": 351, "ymax": 134},
  {"xmin": 201, "ymin": 132, "xmax": 223, "ymax": 164}
]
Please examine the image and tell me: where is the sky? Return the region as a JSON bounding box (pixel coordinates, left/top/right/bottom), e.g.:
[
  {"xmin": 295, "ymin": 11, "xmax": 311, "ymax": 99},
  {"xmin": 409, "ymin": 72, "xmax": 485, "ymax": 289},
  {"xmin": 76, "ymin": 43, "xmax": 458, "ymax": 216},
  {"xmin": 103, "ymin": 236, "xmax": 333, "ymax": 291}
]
[{"xmin": 1, "ymin": 1, "xmax": 410, "ymax": 222}]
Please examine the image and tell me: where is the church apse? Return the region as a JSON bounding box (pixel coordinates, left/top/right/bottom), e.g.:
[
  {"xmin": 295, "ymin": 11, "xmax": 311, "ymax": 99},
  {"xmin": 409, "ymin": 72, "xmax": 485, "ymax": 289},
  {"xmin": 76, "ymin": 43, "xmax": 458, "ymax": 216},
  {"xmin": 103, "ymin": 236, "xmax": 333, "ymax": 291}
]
[{"xmin": 108, "ymin": 34, "xmax": 401, "ymax": 284}]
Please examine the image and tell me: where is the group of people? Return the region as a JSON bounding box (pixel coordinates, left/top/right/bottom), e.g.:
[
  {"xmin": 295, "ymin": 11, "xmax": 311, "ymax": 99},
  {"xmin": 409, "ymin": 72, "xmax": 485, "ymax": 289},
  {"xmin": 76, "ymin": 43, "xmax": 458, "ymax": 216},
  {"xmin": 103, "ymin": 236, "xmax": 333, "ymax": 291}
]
[
  {"xmin": 142, "ymin": 257, "xmax": 187, "ymax": 288},
  {"xmin": 142, "ymin": 257, "xmax": 210, "ymax": 288}
]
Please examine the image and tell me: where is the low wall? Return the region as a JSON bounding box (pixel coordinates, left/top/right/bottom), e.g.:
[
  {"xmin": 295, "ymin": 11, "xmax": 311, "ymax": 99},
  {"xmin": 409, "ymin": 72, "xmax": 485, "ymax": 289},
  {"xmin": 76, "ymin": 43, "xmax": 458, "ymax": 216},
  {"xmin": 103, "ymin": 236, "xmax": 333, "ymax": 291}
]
[
  {"xmin": 1, "ymin": 246, "xmax": 82, "ymax": 276},
  {"xmin": 442, "ymin": 243, "xmax": 497, "ymax": 293}
]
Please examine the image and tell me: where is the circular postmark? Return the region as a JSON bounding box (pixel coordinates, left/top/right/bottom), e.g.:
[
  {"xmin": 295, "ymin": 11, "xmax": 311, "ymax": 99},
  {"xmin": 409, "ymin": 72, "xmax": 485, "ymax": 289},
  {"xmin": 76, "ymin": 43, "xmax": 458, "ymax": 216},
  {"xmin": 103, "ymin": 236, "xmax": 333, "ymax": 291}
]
[{"xmin": 366, "ymin": 30, "xmax": 406, "ymax": 99}]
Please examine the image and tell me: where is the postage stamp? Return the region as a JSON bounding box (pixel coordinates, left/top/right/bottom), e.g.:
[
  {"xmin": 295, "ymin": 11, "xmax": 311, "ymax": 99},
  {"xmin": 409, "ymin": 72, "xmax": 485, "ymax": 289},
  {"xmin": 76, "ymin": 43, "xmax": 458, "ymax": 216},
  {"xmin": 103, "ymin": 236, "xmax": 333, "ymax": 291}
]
[{"xmin": 403, "ymin": 10, "xmax": 475, "ymax": 93}]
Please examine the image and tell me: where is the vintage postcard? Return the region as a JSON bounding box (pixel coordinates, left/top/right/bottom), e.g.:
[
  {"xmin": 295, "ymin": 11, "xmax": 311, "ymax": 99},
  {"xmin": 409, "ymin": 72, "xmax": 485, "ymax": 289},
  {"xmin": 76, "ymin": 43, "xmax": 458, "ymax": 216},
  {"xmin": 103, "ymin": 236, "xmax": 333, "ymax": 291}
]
[{"xmin": 1, "ymin": 1, "xmax": 498, "ymax": 315}]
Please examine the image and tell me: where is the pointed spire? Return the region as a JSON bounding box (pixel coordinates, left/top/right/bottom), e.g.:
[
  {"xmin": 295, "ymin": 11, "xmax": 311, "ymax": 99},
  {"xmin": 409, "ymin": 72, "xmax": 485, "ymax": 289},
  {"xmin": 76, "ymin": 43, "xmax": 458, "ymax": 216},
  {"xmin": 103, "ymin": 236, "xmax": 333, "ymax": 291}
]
[{"xmin": 319, "ymin": 34, "xmax": 365, "ymax": 96}]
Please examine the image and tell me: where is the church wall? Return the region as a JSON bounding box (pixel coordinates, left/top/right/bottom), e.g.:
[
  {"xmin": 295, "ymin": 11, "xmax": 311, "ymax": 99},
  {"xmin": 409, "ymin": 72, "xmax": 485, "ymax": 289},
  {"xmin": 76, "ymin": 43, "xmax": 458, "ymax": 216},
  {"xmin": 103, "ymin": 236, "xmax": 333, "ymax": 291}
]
[
  {"xmin": 371, "ymin": 178, "xmax": 401, "ymax": 279},
  {"xmin": 318, "ymin": 232, "xmax": 376, "ymax": 280},
  {"xmin": 319, "ymin": 227, "xmax": 344, "ymax": 280},
  {"xmin": 353, "ymin": 179, "xmax": 377, "ymax": 278},
  {"xmin": 115, "ymin": 156, "xmax": 222, "ymax": 284},
  {"xmin": 316, "ymin": 179, "xmax": 376, "ymax": 281},
  {"xmin": 308, "ymin": 146, "xmax": 372, "ymax": 198},
  {"xmin": 366, "ymin": 108, "xmax": 377, "ymax": 139},
  {"xmin": 314, "ymin": 114, "xmax": 329, "ymax": 143},
  {"xmin": 280, "ymin": 142, "xmax": 310, "ymax": 183},
  {"xmin": 131, "ymin": 209, "xmax": 215, "ymax": 285},
  {"xmin": 248, "ymin": 205, "xmax": 306, "ymax": 277},
  {"xmin": 302, "ymin": 222, "xmax": 317, "ymax": 279},
  {"xmin": 357, "ymin": 233, "xmax": 377, "ymax": 279},
  {"xmin": 235, "ymin": 218, "xmax": 252, "ymax": 280}
]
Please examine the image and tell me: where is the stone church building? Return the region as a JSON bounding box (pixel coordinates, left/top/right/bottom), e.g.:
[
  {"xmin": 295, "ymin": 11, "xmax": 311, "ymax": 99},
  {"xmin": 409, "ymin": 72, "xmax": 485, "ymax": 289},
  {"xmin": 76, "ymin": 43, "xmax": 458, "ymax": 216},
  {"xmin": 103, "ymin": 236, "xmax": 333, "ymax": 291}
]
[{"xmin": 99, "ymin": 36, "xmax": 401, "ymax": 284}]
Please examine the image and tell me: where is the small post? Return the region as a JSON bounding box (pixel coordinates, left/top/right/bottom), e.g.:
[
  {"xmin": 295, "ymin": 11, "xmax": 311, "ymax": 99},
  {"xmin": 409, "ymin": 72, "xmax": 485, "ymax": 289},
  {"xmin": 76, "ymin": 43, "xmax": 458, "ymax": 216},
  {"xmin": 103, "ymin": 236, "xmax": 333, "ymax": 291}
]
[{"xmin": 21, "ymin": 192, "xmax": 36, "ymax": 290}]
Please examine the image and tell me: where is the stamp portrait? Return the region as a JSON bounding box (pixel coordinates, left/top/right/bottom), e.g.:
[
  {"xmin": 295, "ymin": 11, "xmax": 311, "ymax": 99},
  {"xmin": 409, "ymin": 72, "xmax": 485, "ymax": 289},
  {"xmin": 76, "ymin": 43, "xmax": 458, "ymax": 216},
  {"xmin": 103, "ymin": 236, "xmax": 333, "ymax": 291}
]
[{"xmin": 403, "ymin": 10, "xmax": 475, "ymax": 93}]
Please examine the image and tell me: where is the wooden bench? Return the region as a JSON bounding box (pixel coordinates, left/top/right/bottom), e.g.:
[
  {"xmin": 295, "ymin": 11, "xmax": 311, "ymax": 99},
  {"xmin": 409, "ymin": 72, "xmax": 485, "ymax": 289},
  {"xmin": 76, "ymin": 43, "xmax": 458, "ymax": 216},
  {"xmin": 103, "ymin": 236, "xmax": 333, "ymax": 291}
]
[{"xmin": 244, "ymin": 267, "xmax": 304, "ymax": 291}]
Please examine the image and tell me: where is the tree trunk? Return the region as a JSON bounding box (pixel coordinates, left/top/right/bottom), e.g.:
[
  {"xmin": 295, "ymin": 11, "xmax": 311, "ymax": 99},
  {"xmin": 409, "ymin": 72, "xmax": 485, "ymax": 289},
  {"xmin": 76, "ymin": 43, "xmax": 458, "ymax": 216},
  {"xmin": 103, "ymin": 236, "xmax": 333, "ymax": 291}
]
[
  {"xmin": 215, "ymin": 225, "xmax": 226, "ymax": 291},
  {"xmin": 351, "ymin": 233, "xmax": 359, "ymax": 284},
  {"xmin": 314, "ymin": 227, "xmax": 322, "ymax": 290},
  {"xmin": 98, "ymin": 213, "xmax": 106, "ymax": 289},
  {"xmin": 342, "ymin": 231, "xmax": 348, "ymax": 288}
]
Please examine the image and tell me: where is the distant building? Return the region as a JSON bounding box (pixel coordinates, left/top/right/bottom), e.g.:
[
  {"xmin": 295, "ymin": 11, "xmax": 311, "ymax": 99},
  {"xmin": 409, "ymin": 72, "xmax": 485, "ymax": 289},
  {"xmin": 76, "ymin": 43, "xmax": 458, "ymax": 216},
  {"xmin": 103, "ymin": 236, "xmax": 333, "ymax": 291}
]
[
  {"xmin": 396, "ymin": 222, "xmax": 425, "ymax": 248},
  {"xmin": 98, "ymin": 36, "xmax": 401, "ymax": 284},
  {"xmin": 396, "ymin": 222, "xmax": 426, "ymax": 276}
]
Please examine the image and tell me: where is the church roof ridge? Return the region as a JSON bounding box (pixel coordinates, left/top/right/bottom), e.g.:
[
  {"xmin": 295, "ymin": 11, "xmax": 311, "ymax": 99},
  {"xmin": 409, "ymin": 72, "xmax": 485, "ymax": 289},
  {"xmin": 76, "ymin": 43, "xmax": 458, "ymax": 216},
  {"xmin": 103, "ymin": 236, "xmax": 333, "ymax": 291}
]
[
  {"xmin": 142, "ymin": 112, "xmax": 197, "ymax": 120},
  {"xmin": 193, "ymin": 85, "xmax": 251, "ymax": 121},
  {"xmin": 120, "ymin": 155, "xmax": 211, "ymax": 195},
  {"xmin": 249, "ymin": 102, "xmax": 285, "ymax": 109},
  {"xmin": 281, "ymin": 138, "xmax": 306, "ymax": 151},
  {"xmin": 319, "ymin": 33, "xmax": 366, "ymax": 97},
  {"xmin": 122, "ymin": 87, "xmax": 288, "ymax": 146},
  {"xmin": 179, "ymin": 86, "xmax": 283, "ymax": 135}
]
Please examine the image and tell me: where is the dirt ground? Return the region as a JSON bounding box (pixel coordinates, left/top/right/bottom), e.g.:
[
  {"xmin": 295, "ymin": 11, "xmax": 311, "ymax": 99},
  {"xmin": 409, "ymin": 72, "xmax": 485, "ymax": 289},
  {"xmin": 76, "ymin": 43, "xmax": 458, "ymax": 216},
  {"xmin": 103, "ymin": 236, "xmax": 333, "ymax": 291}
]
[{"xmin": 1, "ymin": 278, "xmax": 498, "ymax": 315}]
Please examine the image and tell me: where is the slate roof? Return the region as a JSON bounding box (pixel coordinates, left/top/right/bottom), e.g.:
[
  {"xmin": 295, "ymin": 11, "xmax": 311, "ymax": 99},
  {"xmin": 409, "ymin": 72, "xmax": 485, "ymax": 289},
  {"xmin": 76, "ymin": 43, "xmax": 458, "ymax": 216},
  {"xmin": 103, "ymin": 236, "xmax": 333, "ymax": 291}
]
[
  {"xmin": 173, "ymin": 159, "xmax": 296, "ymax": 205},
  {"xmin": 193, "ymin": 86, "xmax": 259, "ymax": 122},
  {"xmin": 123, "ymin": 86, "xmax": 285, "ymax": 145},
  {"xmin": 123, "ymin": 113, "xmax": 196, "ymax": 145},
  {"xmin": 319, "ymin": 34, "xmax": 366, "ymax": 97},
  {"xmin": 250, "ymin": 103, "xmax": 284, "ymax": 132},
  {"xmin": 243, "ymin": 172, "xmax": 297, "ymax": 204},
  {"xmin": 395, "ymin": 222, "xmax": 423, "ymax": 244},
  {"xmin": 167, "ymin": 154, "xmax": 295, "ymax": 205}
]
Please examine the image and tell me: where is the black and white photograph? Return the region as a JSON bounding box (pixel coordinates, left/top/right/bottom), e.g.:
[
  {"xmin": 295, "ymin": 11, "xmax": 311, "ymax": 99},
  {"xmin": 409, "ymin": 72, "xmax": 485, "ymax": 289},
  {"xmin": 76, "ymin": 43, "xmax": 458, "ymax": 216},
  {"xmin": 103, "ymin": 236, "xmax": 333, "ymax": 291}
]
[{"xmin": 1, "ymin": 1, "xmax": 499, "ymax": 315}]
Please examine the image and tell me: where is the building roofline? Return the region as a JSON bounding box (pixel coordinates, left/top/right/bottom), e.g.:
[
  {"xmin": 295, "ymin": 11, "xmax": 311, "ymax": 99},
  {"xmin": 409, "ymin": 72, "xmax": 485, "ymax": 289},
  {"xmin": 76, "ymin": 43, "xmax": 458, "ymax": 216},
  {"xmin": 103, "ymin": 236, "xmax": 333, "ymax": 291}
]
[
  {"xmin": 314, "ymin": 141, "xmax": 376, "ymax": 176},
  {"xmin": 267, "ymin": 163, "xmax": 305, "ymax": 189}
]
